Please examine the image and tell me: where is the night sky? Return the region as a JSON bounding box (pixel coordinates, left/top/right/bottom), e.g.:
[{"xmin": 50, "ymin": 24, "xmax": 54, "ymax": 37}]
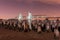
[{"xmin": 0, "ymin": 0, "xmax": 60, "ymax": 19}]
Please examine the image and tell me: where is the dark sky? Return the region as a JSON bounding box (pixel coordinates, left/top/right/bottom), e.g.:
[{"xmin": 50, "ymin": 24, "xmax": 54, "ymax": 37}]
[{"xmin": 0, "ymin": 0, "xmax": 60, "ymax": 19}]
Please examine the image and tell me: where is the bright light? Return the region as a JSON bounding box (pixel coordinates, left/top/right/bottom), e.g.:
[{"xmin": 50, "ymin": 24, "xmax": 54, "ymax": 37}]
[
  {"xmin": 18, "ymin": 13, "xmax": 23, "ymax": 21},
  {"xmin": 27, "ymin": 12, "xmax": 33, "ymax": 20}
]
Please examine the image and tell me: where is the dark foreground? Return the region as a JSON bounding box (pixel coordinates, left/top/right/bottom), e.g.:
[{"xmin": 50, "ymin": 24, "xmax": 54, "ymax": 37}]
[{"xmin": 0, "ymin": 28, "xmax": 60, "ymax": 40}]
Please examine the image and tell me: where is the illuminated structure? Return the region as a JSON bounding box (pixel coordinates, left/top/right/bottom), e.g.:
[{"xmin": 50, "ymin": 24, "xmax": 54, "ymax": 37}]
[
  {"xmin": 27, "ymin": 12, "xmax": 33, "ymax": 30},
  {"xmin": 15, "ymin": 13, "xmax": 60, "ymax": 21},
  {"xmin": 18, "ymin": 13, "xmax": 23, "ymax": 22}
]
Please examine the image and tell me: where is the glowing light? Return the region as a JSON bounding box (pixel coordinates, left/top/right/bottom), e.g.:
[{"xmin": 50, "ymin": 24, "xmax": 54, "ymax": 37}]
[
  {"xmin": 27, "ymin": 12, "xmax": 33, "ymax": 20},
  {"xmin": 27, "ymin": 12, "xmax": 33, "ymax": 30},
  {"xmin": 18, "ymin": 13, "xmax": 23, "ymax": 21}
]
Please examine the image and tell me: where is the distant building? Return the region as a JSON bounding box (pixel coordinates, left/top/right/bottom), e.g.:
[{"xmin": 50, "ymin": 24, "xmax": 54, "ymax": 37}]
[{"xmin": 15, "ymin": 14, "xmax": 60, "ymax": 20}]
